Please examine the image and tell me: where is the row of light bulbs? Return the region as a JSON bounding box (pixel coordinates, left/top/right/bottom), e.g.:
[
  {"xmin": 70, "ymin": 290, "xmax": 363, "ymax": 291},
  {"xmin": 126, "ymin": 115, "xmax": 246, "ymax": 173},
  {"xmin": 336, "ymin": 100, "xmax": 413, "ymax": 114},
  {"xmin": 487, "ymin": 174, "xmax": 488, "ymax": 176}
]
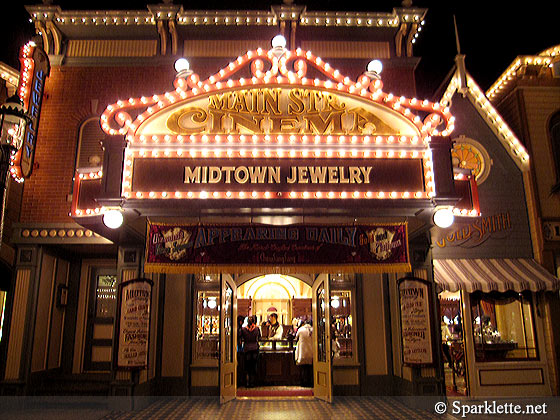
[
  {"xmin": 101, "ymin": 47, "xmax": 454, "ymax": 140},
  {"xmin": 439, "ymin": 73, "xmax": 529, "ymax": 169},
  {"xmin": 8, "ymin": 41, "xmax": 37, "ymax": 183},
  {"xmin": 31, "ymin": 9, "xmax": 424, "ymax": 28}
]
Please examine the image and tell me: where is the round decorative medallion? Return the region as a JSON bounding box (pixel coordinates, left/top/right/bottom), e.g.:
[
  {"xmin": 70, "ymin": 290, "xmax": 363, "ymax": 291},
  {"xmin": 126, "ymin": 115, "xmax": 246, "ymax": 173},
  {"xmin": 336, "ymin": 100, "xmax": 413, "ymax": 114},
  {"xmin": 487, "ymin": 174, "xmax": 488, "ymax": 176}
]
[{"xmin": 451, "ymin": 137, "xmax": 492, "ymax": 184}]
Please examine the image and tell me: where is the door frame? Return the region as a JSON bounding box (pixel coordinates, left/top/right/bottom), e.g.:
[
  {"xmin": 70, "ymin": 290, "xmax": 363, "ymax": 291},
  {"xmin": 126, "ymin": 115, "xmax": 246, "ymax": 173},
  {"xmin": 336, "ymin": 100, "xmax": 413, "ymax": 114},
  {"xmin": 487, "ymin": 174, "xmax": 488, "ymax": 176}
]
[
  {"xmin": 219, "ymin": 274, "xmax": 237, "ymax": 403},
  {"xmin": 312, "ymin": 273, "xmax": 333, "ymax": 402}
]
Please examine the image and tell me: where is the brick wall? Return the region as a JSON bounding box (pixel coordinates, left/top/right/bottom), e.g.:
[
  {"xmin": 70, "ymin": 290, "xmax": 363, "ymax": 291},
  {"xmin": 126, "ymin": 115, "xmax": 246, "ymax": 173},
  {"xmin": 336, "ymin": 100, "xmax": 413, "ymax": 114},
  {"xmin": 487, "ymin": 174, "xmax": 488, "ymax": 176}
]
[{"xmin": 20, "ymin": 65, "xmax": 175, "ymax": 222}]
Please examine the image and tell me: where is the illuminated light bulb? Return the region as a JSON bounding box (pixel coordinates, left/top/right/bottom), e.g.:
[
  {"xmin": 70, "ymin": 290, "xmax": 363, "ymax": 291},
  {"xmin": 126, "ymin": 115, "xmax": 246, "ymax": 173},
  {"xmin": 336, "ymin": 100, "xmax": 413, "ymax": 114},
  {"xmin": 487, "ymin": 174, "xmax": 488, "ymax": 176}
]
[
  {"xmin": 187, "ymin": 192, "xmax": 194, "ymax": 198},
  {"xmin": 353, "ymin": 191, "xmax": 360, "ymax": 198},
  {"xmin": 328, "ymin": 192, "xmax": 335, "ymax": 199},
  {"xmin": 316, "ymin": 192, "xmax": 323, "ymax": 198},
  {"xmin": 226, "ymin": 191, "xmax": 232, "ymax": 198},
  {"xmin": 213, "ymin": 192, "xmax": 219, "ymax": 198},
  {"xmin": 367, "ymin": 59, "xmax": 383, "ymax": 75},
  {"xmin": 271, "ymin": 34, "xmax": 287, "ymax": 49},
  {"xmin": 340, "ymin": 192, "xmax": 347, "ymax": 198},
  {"xmin": 290, "ymin": 191, "xmax": 296, "ymax": 198}
]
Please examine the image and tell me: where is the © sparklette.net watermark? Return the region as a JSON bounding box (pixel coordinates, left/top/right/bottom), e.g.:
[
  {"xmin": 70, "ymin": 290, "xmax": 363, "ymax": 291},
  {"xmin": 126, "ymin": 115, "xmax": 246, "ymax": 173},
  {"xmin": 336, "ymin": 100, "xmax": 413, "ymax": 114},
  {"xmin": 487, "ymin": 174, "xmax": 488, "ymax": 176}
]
[{"xmin": 434, "ymin": 400, "xmax": 548, "ymax": 417}]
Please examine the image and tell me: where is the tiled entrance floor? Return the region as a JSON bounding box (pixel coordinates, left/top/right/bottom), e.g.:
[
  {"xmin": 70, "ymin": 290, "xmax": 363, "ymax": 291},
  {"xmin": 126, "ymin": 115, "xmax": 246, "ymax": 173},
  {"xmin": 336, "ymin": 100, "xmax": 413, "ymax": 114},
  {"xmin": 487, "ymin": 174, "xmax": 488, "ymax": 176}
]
[{"xmin": 99, "ymin": 396, "xmax": 456, "ymax": 420}]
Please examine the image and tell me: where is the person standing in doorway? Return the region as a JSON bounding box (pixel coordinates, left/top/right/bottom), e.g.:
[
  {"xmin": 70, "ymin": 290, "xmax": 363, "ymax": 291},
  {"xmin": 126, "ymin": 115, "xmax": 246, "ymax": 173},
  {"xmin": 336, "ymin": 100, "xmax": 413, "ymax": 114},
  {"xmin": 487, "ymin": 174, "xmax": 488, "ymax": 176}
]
[
  {"xmin": 240, "ymin": 315, "xmax": 261, "ymax": 388},
  {"xmin": 295, "ymin": 320, "xmax": 313, "ymax": 387}
]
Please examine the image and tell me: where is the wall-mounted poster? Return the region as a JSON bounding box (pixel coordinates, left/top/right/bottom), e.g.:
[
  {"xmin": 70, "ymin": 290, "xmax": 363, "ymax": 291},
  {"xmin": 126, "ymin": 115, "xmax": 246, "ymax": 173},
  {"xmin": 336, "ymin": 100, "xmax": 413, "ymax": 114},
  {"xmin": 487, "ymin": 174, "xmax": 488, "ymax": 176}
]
[
  {"xmin": 115, "ymin": 278, "xmax": 153, "ymax": 369},
  {"xmin": 398, "ymin": 277, "xmax": 434, "ymax": 366}
]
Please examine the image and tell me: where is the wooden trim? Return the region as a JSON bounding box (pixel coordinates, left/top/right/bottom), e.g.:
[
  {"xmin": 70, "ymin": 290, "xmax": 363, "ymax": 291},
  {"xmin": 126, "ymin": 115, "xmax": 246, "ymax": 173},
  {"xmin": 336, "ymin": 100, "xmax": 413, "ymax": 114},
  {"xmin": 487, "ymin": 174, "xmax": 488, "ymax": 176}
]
[
  {"xmin": 66, "ymin": 40, "xmax": 158, "ymax": 57},
  {"xmin": 299, "ymin": 41, "xmax": 390, "ymax": 59},
  {"xmin": 183, "ymin": 40, "xmax": 269, "ymax": 57},
  {"xmin": 478, "ymin": 367, "xmax": 544, "ymax": 386}
]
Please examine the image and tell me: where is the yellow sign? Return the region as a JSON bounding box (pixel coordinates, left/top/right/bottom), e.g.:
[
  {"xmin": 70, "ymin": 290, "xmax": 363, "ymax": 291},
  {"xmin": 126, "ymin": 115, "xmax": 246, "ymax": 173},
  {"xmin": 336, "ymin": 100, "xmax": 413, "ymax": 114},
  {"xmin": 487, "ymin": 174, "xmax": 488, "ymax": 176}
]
[{"xmin": 137, "ymin": 87, "xmax": 419, "ymax": 137}]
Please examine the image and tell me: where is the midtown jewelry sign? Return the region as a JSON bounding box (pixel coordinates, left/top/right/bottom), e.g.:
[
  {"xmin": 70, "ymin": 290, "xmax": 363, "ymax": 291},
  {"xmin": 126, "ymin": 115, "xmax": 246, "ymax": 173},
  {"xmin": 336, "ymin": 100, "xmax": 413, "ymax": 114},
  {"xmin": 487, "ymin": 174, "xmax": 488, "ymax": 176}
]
[
  {"xmin": 144, "ymin": 222, "xmax": 410, "ymax": 274},
  {"xmin": 128, "ymin": 157, "xmax": 427, "ymax": 199}
]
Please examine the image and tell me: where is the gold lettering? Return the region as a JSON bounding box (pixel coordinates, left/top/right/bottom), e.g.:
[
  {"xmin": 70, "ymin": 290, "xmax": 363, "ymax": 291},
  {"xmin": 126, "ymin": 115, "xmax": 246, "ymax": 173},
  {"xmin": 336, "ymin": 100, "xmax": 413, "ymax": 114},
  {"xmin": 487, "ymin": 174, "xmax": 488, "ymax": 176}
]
[
  {"xmin": 167, "ymin": 107, "xmax": 208, "ymax": 135},
  {"xmin": 263, "ymin": 89, "xmax": 281, "ymax": 115},
  {"xmin": 304, "ymin": 110, "xmax": 344, "ymax": 134},
  {"xmin": 223, "ymin": 167, "xmax": 235, "ymax": 183},
  {"xmin": 349, "ymin": 167, "xmax": 361, "ymax": 183},
  {"xmin": 360, "ymin": 167, "xmax": 372, "ymax": 183},
  {"xmin": 208, "ymin": 167, "xmax": 222, "ymax": 183},
  {"xmin": 268, "ymin": 167, "xmax": 281, "ymax": 183},
  {"xmin": 288, "ymin": 89, "xmax": 305, "ymax": 114},
  {"xmin": 248, "ymin": 166, "xmax": 267, "ymax": 183},
  {"xmin": 328, "ymin": 167, "xmax": 338, "ymax": 183},
  {"xmin": 184, "ymin": 167, "xmax": 201, "ymax": 183},
  {"xmin": 339, "ymin": 166, "xmax": 349, "ymax": 183},
  {"xmin": 298, "ymin": 167, "xmax": 309, "ymax": 183},
  {"xmin": 287, "ymin": 167, "xmax": 297, "ymax": 184},
  {"xmin": 309, "ymin": 166, "xmax": 327, "ymax": 183},
  {"xmin": 234, "ymin": 167, "xmax": 249, "ymax": 183}
]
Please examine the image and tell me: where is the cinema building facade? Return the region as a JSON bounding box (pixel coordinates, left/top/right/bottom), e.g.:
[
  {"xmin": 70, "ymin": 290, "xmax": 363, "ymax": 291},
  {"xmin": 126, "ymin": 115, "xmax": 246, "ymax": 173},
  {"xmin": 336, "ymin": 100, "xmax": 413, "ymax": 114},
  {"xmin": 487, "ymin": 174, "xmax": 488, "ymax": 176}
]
[{"xmin": 0, "ymin": 3, "xmax": 558, "ymax": 400}]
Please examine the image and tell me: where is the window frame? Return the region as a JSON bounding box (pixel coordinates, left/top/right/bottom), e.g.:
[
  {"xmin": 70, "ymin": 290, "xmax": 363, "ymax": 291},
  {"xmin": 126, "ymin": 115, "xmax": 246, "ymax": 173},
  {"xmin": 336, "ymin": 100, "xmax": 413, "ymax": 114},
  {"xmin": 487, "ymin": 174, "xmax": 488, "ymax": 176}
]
[
  {"xmin": 330, "ymin": 274, "xmax": 358, "ymax": 366},
  {"xmin": 469, "ymin": 291, "xmax": 539, "ymax": 363}
]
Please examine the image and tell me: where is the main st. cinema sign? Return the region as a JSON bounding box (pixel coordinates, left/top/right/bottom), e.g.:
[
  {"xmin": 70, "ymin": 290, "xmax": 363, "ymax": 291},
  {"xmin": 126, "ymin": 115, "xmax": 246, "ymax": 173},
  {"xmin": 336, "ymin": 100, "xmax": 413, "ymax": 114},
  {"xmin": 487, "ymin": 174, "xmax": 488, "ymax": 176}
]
[{"xmin": 99, "ymin": 47, "xmax": 454, "ymax": 203}]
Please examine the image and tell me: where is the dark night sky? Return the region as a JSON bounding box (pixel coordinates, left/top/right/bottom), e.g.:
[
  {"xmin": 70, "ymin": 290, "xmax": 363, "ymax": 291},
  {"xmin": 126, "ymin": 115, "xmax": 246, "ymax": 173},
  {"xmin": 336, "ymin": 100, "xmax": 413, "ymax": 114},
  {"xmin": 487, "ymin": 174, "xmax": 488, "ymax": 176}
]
[{"xmin": 1, "ymin": 1, "xmax": 558, "ymax": 98}]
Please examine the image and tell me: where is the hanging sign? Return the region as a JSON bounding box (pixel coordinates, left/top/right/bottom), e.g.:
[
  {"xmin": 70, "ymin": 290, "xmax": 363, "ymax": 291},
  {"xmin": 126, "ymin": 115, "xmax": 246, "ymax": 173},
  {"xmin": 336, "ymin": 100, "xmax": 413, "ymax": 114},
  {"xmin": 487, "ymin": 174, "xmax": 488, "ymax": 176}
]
[
  {"xmin": 11, "ymin": 41, "xmax": 50, "ymax": 180},
  {"xmin": 398, "ymin": 277, "xmax": 434, "ymax": 366},
  {"xmin": 115, "ymin": 278, "xmax": 153, "ymax": 369},
  {"xmin": 144, "ymin": 222, "xmax": 410, "ymax": 274}
]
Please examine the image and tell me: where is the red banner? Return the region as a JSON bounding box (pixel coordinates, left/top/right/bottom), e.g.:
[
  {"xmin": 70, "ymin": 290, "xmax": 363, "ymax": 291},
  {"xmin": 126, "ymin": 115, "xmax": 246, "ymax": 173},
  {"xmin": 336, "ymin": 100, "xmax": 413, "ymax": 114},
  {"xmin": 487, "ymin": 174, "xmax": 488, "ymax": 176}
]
[{"xmin": 145, "ymin": 222, "xmax": 410, "ymax": 274}]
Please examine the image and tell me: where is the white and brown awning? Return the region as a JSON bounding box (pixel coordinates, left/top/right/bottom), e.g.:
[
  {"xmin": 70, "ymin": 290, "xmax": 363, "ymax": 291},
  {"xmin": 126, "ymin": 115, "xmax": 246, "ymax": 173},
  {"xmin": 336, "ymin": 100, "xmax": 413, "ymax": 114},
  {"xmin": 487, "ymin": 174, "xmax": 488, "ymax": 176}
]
[{"xmin": 433, "ymin": 259, "xmax": 560, "ymax": 293}]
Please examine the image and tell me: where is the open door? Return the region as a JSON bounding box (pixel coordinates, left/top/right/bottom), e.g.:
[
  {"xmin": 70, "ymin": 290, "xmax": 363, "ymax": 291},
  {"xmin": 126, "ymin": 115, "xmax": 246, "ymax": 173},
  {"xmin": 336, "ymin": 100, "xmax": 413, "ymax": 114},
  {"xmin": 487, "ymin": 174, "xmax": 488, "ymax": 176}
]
[
  {"xmin": 312, "ymin": 273, "xmax": 332, "ymax": 402},
  {"xmin": 220, "ymin": 274, "xmax": 237, "ymax": 403}
]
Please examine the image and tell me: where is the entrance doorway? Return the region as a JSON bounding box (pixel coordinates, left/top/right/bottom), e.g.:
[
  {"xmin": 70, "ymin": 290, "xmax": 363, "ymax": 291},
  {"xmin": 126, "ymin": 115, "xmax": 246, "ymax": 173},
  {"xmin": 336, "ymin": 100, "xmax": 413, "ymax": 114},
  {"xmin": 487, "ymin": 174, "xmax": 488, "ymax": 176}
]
[
  {"xmin": 438, "ymin": 290, "xmax": 468, "ymax": 396},
  {"xmin": 218, "ymin": 273, "xmax": 334, "ymax": 402}
]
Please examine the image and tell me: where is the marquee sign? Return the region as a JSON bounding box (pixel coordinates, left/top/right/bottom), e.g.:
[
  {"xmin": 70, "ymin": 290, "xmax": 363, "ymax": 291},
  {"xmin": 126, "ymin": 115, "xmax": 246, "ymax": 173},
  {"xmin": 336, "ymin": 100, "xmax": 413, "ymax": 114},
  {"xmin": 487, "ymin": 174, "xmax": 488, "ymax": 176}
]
[
  {"xmin": 144, "ymin": 222, "xmax": 410, "ymax": 274},
  {"xmin": 68, "ymin": 44, "xmax": 455, "ymax": 216},
  {"xmin": 10, "ymin": 41, "xmax": 50, "ymax": 181}
]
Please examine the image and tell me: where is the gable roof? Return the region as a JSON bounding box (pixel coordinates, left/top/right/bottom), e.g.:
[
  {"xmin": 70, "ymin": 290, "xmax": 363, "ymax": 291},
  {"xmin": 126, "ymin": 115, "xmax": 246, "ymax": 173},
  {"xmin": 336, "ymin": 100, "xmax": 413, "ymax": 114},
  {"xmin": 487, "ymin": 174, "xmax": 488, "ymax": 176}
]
[{"xmin": 438, "ymin": 69, "xmax": 530, "ymax": 171}]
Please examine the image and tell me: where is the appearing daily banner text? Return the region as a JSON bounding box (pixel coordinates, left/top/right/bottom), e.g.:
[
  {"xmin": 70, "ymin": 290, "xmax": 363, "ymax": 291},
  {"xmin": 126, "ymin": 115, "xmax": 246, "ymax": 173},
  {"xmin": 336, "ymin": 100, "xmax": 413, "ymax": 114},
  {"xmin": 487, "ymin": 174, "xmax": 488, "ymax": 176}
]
[{"xmin": 145, "ymin": 222, "xmax": 410, "ymax": 274}]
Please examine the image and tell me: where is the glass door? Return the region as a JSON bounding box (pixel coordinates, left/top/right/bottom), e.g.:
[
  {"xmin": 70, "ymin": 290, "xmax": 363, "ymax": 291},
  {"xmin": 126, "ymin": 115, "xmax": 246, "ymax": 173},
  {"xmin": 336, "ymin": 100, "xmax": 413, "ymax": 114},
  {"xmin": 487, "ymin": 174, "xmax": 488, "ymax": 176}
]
[
  {"xmin": 312, "ymin": 273, "xmax": 332, "ymax": 402},
  {"xmin": 220, "ymin": 274, "xmax": 237, "ymax": 403}
]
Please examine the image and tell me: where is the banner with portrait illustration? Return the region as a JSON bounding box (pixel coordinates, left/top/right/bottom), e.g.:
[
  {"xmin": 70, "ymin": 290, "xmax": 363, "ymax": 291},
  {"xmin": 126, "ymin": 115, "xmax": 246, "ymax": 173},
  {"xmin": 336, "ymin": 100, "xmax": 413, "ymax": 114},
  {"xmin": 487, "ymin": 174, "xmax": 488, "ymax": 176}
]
[{"xmin": 145, "ymin": 221, "xmax": 409, "ymax": 274}]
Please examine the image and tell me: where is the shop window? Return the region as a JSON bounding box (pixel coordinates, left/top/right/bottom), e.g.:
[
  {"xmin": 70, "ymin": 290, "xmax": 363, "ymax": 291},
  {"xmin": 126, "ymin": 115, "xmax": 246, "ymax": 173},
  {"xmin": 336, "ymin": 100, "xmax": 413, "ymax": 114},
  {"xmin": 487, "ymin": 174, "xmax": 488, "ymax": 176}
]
[
  {"xmin": 330, "ymin": 290, "xmax": 353, "ymax": 360},
  {"xmin": 84, "ymin": 267, "xmax": 118, "ymax": 371},
  {"xmin": 470, "ymin": 292, "xmax": 537, "ymax": 362},
  {"xmin": 224, "ymin": 284, "xmax": 233, "ymax": 363},
  {"xmin": 95, "ymin": 275, "xmax": 117, "ymax": 317},
  {"xmin": 194, "ymin": 290, "xmax": 220, "ymax": 361},
  {"xmin": 316, "ymin": 285, "xmax": 327, "ymax": 363},
  {"xmin": 76, "ymin": 118, "xmax": 104, "ymax": 170}
]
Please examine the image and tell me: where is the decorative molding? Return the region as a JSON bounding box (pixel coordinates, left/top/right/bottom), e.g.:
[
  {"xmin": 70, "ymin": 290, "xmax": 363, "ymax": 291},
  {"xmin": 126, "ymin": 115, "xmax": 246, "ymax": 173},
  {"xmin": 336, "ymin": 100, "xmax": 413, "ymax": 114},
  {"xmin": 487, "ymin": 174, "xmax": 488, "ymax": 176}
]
[
  {"xmin": 183, "ymin": 40, "xmax": 269, "ymax": 58},
  {"xmin": 66, "ymin": 40, "xmax": 158, "ymax": 58},
  {"xmin": 299, "ymin": 41, "xmax": 390, "ymax": 59},
  {"xmin": 12, "ymin": 223, "xmax": 113, "ymax": 244}
]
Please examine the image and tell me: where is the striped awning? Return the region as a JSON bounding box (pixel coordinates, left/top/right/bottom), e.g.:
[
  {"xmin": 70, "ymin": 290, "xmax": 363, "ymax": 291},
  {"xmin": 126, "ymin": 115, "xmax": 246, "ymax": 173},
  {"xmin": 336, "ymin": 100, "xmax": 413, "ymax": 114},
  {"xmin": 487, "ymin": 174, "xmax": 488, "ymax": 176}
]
[{"xmin": 433, "ymin": 259, "xmax": 560, "ymax": 293}]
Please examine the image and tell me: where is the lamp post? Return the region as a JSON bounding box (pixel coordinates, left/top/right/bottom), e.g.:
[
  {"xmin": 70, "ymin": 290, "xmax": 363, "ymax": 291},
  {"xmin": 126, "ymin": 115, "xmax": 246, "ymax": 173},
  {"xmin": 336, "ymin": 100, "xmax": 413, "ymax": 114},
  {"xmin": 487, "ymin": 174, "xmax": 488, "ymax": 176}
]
[{"xmin": 0, "ymin": 95, "xmax": 30, "ymax": 246}]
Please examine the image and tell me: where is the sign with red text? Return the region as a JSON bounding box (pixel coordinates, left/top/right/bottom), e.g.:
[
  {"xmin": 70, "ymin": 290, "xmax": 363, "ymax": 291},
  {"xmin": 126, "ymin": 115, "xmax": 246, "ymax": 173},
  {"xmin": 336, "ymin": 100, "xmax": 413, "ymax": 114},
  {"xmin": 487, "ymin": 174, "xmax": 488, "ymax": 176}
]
[{"xmin": 144, "ymin": 222, "xmax": 410, "ymax": 274}]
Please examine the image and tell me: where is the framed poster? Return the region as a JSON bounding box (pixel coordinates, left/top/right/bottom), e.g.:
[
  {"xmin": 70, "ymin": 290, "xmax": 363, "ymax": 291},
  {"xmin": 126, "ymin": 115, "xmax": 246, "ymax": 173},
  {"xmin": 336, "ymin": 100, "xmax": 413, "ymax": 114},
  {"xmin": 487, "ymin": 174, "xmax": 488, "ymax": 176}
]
[
  {"xmin": 115, "ymin": 278, "xmax": 153, "ymax": 369},
  {"xmin": 398, "ymin": 276, "xmax": 434, "ymax": 366}
]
